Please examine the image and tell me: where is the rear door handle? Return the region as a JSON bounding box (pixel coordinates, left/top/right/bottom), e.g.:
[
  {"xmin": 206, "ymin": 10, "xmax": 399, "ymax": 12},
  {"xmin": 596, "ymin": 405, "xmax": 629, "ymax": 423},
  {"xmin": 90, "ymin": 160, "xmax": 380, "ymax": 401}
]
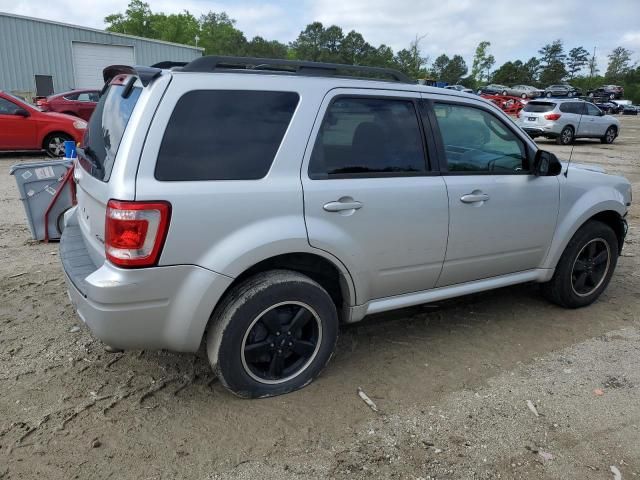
[
  {"xmin": 323, "ymin": 200, "xmax": 363, "ymax": 212},
  {"xmin": 460, "ymin": 193, "xmax": 489, "ymax": 203}
]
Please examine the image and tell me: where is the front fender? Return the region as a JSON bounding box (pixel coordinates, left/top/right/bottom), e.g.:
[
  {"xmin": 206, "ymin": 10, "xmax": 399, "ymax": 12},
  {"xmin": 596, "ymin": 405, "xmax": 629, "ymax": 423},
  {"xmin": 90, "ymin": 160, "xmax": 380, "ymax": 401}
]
[{"xmin": 542, "ymin": 185, "xmax": 627, "ymax": 270}]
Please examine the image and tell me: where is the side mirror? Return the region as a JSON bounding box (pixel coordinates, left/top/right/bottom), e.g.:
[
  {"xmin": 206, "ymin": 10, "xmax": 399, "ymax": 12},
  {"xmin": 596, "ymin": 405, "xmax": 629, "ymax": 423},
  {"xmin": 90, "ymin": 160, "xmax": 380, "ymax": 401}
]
[
  {"xmin": 14, "ymin": 108, "xmax": 30, "ymax": 117},
  {"xmin": 533, "ymin": 150, "xmax": 562, "ymax": 177}
]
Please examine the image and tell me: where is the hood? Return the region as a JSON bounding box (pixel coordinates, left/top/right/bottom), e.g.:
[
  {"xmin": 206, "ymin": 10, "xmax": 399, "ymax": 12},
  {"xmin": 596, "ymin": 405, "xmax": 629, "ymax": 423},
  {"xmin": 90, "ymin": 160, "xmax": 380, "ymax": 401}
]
[
  {"xmin": 562, "ymin": 162, "xmax": 607, "ymax": 174},
  {"xmin": 42, "ymin": 111, "xmax": 80, "ymax": 122}
]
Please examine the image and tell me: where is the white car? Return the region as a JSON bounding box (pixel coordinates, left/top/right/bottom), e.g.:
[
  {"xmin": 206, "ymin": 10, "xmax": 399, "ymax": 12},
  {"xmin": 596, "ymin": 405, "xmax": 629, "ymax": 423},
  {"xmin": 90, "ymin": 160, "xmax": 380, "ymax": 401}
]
[{"xmin": 517, "ymin": 99, "xmax": 620, "ymax": 145}]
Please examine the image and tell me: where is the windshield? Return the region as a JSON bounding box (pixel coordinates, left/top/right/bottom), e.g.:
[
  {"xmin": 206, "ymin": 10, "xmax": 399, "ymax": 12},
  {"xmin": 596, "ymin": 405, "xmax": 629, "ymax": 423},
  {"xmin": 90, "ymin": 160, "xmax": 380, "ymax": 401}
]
[{"xmin": 79, "ymin": 84, "xmax": 141, "ymax": 181}]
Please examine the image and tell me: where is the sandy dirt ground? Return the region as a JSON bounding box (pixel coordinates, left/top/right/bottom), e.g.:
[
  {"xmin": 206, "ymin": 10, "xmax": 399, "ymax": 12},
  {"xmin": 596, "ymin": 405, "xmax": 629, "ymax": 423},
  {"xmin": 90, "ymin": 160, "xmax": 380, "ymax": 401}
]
[{"xmin": 0, "ymin": 116, "xmax": 639, "ymax": 480}]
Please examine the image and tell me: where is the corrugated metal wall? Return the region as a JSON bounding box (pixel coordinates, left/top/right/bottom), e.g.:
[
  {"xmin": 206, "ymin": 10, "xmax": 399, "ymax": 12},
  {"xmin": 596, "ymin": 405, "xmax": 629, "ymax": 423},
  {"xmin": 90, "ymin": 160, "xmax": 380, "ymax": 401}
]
[{"xmin": 0, "ymin": 13, "xmax": 202, "ymax": 94}]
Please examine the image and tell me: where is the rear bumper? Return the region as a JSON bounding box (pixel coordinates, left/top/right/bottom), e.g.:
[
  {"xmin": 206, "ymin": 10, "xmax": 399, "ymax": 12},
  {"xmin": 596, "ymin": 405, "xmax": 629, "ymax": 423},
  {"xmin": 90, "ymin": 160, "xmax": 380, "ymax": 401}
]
[
  {"xmin": 60, "ymin": 213, "xmax": 233, "ymax": 352},
  {"xmin": 521, "ymin": 127, "xmax": 558, "ymax": 138}
]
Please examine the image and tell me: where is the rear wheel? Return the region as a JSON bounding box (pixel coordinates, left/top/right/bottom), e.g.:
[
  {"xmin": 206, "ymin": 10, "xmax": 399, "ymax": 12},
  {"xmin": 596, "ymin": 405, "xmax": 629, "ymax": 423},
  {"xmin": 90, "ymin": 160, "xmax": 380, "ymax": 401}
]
[
  {"xmin": 546, "ymin": 92, "xmax": 553, "ymax": 98},
  {"xmin": 541, "ymin": 221, "xmax": 618, "ymax": 308},
  {"xmin": 502, "ymin": 90, "xmax": 508, "ymax": 96},
  {"xmin": 521, "ymin": 93, "xmax": 527, "ymax": 99},
  {"xmin": 44, "ymin": 133, "xmax": 72, "ymax": 157},
  {"xmin": 601, "ymin": 126, "xmax": 617, "ymax": 144},
  {"xmin": 207, "ymin": 270, "xmax": 339, "ymax": 398},
  {"xmin": 556, "ymin": 126, "xmax": 574, "ymax": 145}
]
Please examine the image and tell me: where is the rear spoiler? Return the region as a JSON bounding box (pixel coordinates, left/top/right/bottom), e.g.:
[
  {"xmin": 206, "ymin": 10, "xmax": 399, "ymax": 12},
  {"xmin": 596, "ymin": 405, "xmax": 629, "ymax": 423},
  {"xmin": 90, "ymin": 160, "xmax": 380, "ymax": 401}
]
[{"xmin": 102, "ymin": 65, "xmax": 162, "ymax": 87}]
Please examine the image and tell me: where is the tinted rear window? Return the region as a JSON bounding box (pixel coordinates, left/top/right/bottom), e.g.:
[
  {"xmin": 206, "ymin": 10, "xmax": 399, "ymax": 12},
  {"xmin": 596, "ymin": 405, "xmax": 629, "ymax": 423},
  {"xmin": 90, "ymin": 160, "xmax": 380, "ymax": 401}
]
[
  {"xmin": 155, "ymin": 90, "xmax": 299, "ymax": 181},
  {"xmin": 559, "ymin": 102, "xmax": 585, "ymax": 114},
  {"xmin": 80, "ymin": 85, "xmax": 141, "ymax": 181},
  {"xmin": 523, "ymin": 102, "xmax": 556, "ymax": 113}
]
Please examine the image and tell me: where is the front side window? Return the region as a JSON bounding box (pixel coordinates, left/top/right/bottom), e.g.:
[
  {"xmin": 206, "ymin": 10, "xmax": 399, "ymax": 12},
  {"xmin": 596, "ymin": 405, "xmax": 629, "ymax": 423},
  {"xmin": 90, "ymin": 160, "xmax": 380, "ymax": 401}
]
[
  {"xmin": 433, "ymin": 103, "xmax": 528, "ymax": 173},
  {"xmin": 585, "ymin": 103, "xmax": 601, "ymax": 116},
  {"xmin": 0, "ymin": 98, "xmax": 21, "ymax": 115},
  {"xmin": 309, "ymin": 97, "xmax": 426, "ymax": 178},
  {"xmin": 155, "ymin": 90, "xmax": 299, "ymax": 181}
]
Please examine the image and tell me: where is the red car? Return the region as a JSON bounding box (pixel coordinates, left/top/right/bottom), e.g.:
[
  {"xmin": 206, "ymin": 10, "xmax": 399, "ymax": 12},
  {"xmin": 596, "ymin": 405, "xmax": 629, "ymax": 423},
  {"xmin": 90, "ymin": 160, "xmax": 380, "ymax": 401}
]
[
  {"xmin": 36, "ymin": 89, "xmax": 99, "ymax": 121},
  {"xmin": 0, "ymin": 91, "xmax": 86, "ymax": 156}
]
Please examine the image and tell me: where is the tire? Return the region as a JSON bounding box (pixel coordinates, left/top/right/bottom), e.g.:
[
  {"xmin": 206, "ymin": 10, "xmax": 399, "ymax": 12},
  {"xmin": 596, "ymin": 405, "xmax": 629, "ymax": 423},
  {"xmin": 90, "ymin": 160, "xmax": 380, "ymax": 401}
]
[
  {"xmin": 568, "ymin": 92, "xmax": 574, "ymax": 97},
  {"xmin": 521, "ymin": 93, "xmax": 527, "ymax": 99},
  {"xmin": 556, "ymin": 126, "xmax": 574, "ymax": 145},
  {"xmin": 541, "ymin": 221, "xmax": 619, "ymax": 308},
  {"xmin": 609, "ymin": 93, "xmax": 615, "ymax": 100},
  {"xmin": 588, "ymin": 92, "xmax": 594, "ymax": 98},
  {"xmin": 601, "ymin": 126, "xmax": 617, "ymax": 144},
  {"xmin": 502, "ymin": 90, "xmax": 508, "ymax": 96},
  {"xmin": 206, "ymin": 270, "xmax": 339, "ymax": 398},
  {"xmin": 43, "ymin": 132, "xmax": 72, "ymax": 157},
  {"xmin": 477, "ymin": 89, "xmax": 482, "ymax": 95}
]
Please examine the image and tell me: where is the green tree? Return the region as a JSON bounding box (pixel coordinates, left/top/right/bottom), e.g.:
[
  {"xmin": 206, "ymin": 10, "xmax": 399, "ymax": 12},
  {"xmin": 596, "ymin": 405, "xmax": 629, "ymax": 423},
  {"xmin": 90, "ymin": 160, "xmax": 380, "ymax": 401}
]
[
  {"xmin": 394, "ymin": 36, "xmax": 429, "ymax": 80},
  {"xmin": 339, "ymin": 30, "xmax": 373, "ymax": 65},
  {"xmin": 431, "ymin": 54, "xmax": 450, "ymax": 79},
  {"xmin": 105, "ymin": 0, "xmax": 155, "ymax": 37},
  {"xmin": 290, "ymin": 22, "xmax": 326, "ymax": 61},
  {"xmin": 492, "ymin": 60, "xmax": 528, "ymax": 85},
  {"xmin": 152, "ymin": 11, "xmax": 200, "ymax": 46},
  {"xmin": 606, "ymin": 46, "xmax": 633, "ymax": 81},
  {"xmin": 538, "ymin": 40, "xmax": 567, "ymax": 84},
  {"xmin": 566, "ymin": 46, "xmax": 590, "ymax": 79},
  {"xmin": 245, "ymin": 36, "xmax": 288, "ymax": 58},
  {"xmin": 471, "ymin": 41, "xmax": 495, "ymax": 83},
  {"xmin": 198, "ymin": 12, "xmax": 247, "ymax": 56},
  {"xmin": 440, "ymin": 55, "xmax": 467, "ymax": 84}
]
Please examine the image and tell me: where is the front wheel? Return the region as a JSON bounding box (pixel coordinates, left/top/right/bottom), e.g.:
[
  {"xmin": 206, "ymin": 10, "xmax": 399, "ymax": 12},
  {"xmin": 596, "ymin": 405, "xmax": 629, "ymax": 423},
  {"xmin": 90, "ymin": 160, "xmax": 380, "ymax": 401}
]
[
  {"xmin": 541, "ymin": 221, "xmax": 619, "ymax": 308},
  {"xmin": 44, "ymin": 133, "xmax": 72, "ymax": 157},
  {"xmin": 207, "ymin": 270, "xmax": 339, "ymax": 398},
  {"xmin": 546, "ymin": 92, "xmax": 553, "ymax": 98},
  {"xmin": 601, "ymin": 126, "xmax": 617, "ymax": 144}
]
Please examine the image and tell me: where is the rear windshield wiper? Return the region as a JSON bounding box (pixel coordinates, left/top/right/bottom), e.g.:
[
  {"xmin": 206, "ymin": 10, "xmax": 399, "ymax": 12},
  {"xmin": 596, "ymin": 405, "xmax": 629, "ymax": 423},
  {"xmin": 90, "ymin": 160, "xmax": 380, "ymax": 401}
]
[{"xmin": 77, "ymin": 146, "xmax": 104, "ymax": 176}]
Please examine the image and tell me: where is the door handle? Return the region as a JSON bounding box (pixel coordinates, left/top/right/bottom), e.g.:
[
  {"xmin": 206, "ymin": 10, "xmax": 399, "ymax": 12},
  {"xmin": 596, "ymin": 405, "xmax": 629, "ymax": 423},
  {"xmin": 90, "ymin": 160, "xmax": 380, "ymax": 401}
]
[
  {"xmin": 323, "ymin": 200, "xmax": 363, "ymax": 212},
  {"xmin": 460, "ymin": 193, "xmax": 489, "ymax": 203}
]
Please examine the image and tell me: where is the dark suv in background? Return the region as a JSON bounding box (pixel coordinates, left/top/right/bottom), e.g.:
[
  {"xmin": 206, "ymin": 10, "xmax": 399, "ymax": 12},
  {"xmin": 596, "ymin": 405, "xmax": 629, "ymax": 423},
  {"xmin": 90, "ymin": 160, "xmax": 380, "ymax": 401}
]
[{"xmin": 587, "ymin": 85, "xmax": 624, "ymax": 100}]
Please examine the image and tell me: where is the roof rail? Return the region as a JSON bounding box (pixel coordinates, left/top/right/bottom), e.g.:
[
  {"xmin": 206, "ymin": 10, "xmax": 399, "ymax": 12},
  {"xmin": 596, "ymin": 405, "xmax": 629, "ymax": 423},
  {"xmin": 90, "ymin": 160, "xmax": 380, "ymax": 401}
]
[
  {"xmin": 180, "ymin": 55, "xmax": 413, "ymax": 83},
  {"xmin": 151, "ymin": 61, "xmax": 188, "ymax": 69}
]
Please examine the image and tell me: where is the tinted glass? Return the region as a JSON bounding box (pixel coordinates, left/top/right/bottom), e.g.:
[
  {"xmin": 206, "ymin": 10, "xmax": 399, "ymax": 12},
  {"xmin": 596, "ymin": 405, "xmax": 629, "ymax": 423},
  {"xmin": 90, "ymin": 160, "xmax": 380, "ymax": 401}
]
[
  {"xmin": 434, "ymin": 103, "xmax": 527, "ymax": 173},
  {"xmin": 523, "ymin": 102, "xmax": 556, "ymax": 113},
  {"xmin": 80, "ymin": 85, "xmax": 142, "ymax": 181},
  {"xmin": 309, "ymin": 97, "xmax": 426, "ymax": 177},
  {"xmin": 0, "ymin": 98, "xmax": 19, "ymax": 114},
  {"xmin": 559, "ymin": 102, "xmax": 583, "ymax": 114},
  {"xmin": 155, "ymin": 90, "xmax": 298, "ymax": 181},
  {"xmin": 64, "ymin": 93, "xmax": 79, "ymax": 100},
  {"xmin": 76, "ymin": 93, "xmax": 92, "ymax": 102}
]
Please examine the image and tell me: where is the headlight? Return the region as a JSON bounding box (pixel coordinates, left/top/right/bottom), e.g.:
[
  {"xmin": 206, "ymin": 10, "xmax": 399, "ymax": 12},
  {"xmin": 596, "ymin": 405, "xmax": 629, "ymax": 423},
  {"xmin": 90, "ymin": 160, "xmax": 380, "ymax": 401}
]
[{"xmin": 73, "ymin": 120, "xmax": 87, "ymax": 129}]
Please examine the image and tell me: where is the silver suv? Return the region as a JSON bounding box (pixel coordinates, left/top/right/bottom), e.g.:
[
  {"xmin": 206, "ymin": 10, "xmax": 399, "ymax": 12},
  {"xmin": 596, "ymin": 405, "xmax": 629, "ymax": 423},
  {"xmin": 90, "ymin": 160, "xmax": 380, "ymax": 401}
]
[
  {"xmin": 517, "ymin": 99, "xmax": 620, "ymax": 145},
  {"xmin": 60, "ymin": 57, "xmax": 631, "ymax": 398}
]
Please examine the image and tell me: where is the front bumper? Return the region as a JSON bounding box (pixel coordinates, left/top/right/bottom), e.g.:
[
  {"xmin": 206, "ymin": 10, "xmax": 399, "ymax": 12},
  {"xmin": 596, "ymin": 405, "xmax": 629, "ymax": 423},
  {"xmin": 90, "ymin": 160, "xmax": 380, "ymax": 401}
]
[{"xmin": 60, "ymin": 215, "xmax": 233, "ymax": 352}]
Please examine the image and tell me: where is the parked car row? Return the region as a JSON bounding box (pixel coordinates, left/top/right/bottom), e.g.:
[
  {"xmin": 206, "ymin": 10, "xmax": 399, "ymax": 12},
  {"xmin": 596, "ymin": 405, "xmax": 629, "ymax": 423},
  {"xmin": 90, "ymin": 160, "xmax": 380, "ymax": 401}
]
[{"xmin": 471, "ymin": 83, "xmax": 626, "ymax": 101}]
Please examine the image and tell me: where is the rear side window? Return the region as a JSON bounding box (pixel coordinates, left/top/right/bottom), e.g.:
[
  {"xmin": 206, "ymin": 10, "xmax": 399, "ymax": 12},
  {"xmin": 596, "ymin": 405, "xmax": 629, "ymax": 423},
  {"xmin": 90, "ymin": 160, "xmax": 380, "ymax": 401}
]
[
  {"xmin": 309, "ymin": 97, "xmax": 426, "ymax": 178},
  {"xmin": 81, "ymin": 85, "xmax": 142, "ymax": 181},
  {"xmin": 155, "ymin": 90, "xmax": 299, "ymax": 181},
  {"xmin": 559, "ymin": 102, "xmax": 584, "ymax": 114},
  {"xmin": 523, "ymin": 102, "xmax": 556, "ymax": 113}
]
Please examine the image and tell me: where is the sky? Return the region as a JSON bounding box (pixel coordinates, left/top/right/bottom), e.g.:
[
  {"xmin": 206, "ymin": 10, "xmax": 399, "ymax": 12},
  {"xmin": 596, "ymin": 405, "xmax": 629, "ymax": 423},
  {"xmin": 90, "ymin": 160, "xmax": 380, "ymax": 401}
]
[{"xmin": 2, "ymin": 0, "xmax": 639, "ymax": 72}]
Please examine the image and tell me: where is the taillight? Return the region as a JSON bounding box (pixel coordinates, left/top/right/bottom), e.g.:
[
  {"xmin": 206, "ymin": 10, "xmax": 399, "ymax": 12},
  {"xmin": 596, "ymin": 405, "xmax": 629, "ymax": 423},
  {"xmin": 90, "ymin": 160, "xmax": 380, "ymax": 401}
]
[
  {"xmin": 544, "ymin": 113, "xmax": 561, "ymax": 121},
  {"xmin": 105, "ymin": 200, "xmax": 171, "ymax": 268}
]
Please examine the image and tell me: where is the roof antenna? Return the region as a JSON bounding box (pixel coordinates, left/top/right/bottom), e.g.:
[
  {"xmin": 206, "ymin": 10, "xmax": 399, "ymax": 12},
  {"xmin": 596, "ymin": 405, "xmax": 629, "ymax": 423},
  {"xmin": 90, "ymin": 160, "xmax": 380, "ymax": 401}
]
[
  {"xmin": 565, "ymin": 105, "xmax": 584, "ymax": 178},
  {"xmin": 565, "ymin": 46, "xmax": 595, "ymax": 178}
]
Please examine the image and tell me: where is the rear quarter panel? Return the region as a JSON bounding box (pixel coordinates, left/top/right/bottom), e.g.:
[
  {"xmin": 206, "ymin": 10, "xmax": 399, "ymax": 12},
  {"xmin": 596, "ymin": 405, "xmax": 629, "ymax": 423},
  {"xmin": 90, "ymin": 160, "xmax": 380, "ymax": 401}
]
[{"xmin": 134, "ymin": 74, "xmax": 343, "ymax": 279}]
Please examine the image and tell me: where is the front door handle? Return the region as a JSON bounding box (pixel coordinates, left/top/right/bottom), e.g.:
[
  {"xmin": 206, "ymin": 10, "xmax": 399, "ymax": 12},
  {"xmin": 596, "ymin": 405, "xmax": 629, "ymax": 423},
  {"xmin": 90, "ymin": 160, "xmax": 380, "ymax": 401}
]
[
  {"xmin": 323, "ymin": 200, "xmax": 363, "ymax": 212},
  {"xmin": 460, "ymin": 192, "xmax": 489, "ymax": 203}
]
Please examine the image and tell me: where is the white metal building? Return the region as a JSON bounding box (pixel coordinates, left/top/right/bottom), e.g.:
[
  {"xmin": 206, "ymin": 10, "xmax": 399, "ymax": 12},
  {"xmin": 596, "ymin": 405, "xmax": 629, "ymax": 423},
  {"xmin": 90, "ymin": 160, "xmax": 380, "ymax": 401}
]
[{"xmin": 0, "ymin": 12, "xmax": 203, "ymax": 97}]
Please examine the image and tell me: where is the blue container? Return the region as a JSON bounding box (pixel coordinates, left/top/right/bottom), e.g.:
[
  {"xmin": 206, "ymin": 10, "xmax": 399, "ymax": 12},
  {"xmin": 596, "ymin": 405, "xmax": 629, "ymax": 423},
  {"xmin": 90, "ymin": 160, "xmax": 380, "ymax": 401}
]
[{"xmin": 64, "ymin": 140, "xmax": 77, "ymax": 159}]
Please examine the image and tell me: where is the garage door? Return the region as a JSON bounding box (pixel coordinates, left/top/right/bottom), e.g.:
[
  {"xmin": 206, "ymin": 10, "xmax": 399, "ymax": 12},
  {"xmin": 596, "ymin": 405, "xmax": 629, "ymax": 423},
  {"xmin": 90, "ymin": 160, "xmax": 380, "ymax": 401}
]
[{"xmin": 72, "ymin": 42, "xmax": 135, "ymax": 89}]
